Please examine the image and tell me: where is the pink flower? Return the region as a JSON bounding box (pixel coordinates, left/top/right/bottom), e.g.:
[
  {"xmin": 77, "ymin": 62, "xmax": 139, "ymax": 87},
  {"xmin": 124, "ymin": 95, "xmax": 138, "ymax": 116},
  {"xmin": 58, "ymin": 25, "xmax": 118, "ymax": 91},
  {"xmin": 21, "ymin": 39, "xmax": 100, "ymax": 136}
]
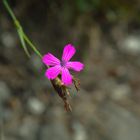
[{"xmin": 42, "ymin": 44, "xmax": 84, "ymax": 85}]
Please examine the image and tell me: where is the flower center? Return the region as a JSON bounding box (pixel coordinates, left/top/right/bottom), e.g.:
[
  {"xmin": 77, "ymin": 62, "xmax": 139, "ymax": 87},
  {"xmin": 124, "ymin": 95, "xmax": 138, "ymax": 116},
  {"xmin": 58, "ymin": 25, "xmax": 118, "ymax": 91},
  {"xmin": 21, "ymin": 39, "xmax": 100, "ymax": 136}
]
[{"xmin": 61, "ymin": 60, "xmax": 67, "ymax": 67}]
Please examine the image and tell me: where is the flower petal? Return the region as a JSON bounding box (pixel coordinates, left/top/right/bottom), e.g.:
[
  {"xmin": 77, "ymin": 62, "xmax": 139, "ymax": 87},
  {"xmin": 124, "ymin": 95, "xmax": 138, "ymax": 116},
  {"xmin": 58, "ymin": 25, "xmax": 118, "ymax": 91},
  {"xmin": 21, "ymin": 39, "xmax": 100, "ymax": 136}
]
[
  {"xmin": 62, "ymin": 44, "xmax": 76, "ymax": 62},
  {"xmin": 66, "ymin": 61, "xmax": 84, "ymax": 71},
  {"xmin": 61, "ymin": 68, "xmax": 72, "ymax": 85},
  {"xmin": 42, "ymin": 53, "xmax": 60, "ymax": 66},
  {"xmin": 45, "ymin": 65, "xmax": 61, "ymax": 79}
]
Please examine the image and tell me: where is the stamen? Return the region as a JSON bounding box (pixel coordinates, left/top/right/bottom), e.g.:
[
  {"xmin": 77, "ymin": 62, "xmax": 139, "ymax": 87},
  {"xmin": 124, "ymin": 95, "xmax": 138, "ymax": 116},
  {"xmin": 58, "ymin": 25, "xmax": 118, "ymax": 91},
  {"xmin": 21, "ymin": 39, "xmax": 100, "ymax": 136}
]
[{"xmin": 61, "ymin": 60, "xmax": 67, "ymax": 67}]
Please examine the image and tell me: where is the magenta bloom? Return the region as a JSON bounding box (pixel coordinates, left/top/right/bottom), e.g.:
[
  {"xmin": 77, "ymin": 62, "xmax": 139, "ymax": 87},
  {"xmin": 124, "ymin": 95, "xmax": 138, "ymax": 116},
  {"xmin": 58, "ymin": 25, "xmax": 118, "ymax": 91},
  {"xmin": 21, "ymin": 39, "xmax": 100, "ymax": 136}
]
[{"xmin": 42, "ymin": 44, "xmax": 84, "ymax": 85}]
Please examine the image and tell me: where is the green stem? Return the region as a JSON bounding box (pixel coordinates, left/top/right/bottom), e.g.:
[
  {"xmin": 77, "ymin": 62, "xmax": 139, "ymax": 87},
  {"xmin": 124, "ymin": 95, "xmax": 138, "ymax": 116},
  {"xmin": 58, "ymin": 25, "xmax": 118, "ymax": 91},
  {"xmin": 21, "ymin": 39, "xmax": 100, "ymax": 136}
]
[
  {"xmin": 3, "ymin": 0, "xmax": 17, "ymax": 21},
  {"xmin": 3, "ymin": 0, "xmax": 43, "ymax": 59},
  {"xmin": 17, "ymin": 29, "xmax": 31, "ymax": 57},
  {"xmin": 22, "ymin": 32, "xmax": 42, "ymax": 58}
]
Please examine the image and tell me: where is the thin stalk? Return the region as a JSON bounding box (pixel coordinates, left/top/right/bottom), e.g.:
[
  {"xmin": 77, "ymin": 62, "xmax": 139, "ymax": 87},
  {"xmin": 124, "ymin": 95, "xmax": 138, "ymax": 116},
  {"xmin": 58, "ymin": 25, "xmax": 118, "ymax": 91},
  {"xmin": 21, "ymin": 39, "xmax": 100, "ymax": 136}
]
[
  {"xmin": 3, "ymin": 0, "xmax": 72, "ymax": 112},
  {"xmin": 3, "ymin": 0, "xmax": 17, "ymax": 21},
  {"xmin": 3, "ymin": 0, "xmax": 43, "ymax": 59},
  {"xmin": 22, "ymin": 32, "xmax": 42, "ymax": 58},
  {"xmin": 17, "ymin": 29, "xmax": 30, "ymax": 57}
]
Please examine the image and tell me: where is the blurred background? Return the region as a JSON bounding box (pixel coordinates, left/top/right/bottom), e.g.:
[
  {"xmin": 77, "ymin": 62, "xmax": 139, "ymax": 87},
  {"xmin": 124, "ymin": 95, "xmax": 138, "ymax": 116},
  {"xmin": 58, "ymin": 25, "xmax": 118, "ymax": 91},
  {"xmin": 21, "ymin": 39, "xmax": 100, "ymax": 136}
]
[{"xmin": 0, "ymin": 0, "xmax": 140, "ymax": 140}]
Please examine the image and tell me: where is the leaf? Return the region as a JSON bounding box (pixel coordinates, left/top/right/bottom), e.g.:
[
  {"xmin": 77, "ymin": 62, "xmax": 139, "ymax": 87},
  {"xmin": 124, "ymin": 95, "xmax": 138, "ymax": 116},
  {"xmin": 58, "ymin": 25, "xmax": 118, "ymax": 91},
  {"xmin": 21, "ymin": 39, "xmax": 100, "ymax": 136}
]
[
  {"xmin": 17, "ymin": 28, "xmax": 31, "ymax": 57},
  {"xmin": 23, "ymin": 32, "xmax": 42, "ymax": 58}
]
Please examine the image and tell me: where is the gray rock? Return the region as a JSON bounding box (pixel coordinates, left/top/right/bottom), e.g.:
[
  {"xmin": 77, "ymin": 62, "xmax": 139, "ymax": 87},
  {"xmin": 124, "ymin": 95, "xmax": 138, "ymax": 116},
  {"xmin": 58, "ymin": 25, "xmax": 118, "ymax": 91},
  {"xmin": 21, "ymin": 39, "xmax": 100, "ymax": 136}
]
[
  {"xmin": 72, "ymin": 122, "xmax": 87, "ymax": 140},
  {"xmin": 101, "ymin": 102, "xmax": 140, "ymax": 140},
  {"xmin": 40, "ymin": 122, "xmax": 70, "ymax": 140},
  {"xmin": 18, "ymin": 117, "xmax": 39, "ymax": 140},
  {"xmin": 0, "ymin": 108, "xmax": 13, "ymax": 121},
  {"xmin": 0, "ymin": 81, "xmax": 11, "ymax": 103},
  {"xmin": 122, "ymin": 35, "xmax": 140, "ymax": 55},
  {"xmin": 110, "ymin": 84, "xmax": 131, "ymax": 101},
  {"xmin": 101, "ymin": 79, "xmax": 131, "ymax": 100},
  {"xmin": 1, "ymin": 32, "xmax": 16, "ymax": 48},
  {"xmin": 27, "ymin": 98, "xmax": 46, "ymax": 115}
]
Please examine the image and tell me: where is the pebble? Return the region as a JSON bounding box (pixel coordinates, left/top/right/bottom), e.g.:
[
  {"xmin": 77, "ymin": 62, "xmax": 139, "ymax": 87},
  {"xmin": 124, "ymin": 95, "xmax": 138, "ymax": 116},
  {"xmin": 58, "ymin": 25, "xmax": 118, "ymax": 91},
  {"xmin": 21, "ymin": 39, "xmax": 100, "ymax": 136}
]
[
  {"xmin": 122, "ymin": 35, "xmax": 140, "ymax": 55},
  {"xmin": 110, "ymin": 84, "xmax": 131, "ymax": 101},
  {"xmin": 0, "ymin": 81, "xmax": 11, "ymax": 103},
  {"xmin": 1, "ymin": 32, "xmax": 16, "ymax": 48},
  {"xmin": 27, "ymin": 98, "xmax": 46, "ymax": 115}
]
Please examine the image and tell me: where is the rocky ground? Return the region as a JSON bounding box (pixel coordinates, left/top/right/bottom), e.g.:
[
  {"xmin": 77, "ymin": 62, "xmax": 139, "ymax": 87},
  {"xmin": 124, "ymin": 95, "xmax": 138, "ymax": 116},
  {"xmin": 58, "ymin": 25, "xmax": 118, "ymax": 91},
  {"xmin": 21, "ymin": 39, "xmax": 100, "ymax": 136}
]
[{"xmin": 0, "ymin": 1, "xmax": 140, "ymax": 140}]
